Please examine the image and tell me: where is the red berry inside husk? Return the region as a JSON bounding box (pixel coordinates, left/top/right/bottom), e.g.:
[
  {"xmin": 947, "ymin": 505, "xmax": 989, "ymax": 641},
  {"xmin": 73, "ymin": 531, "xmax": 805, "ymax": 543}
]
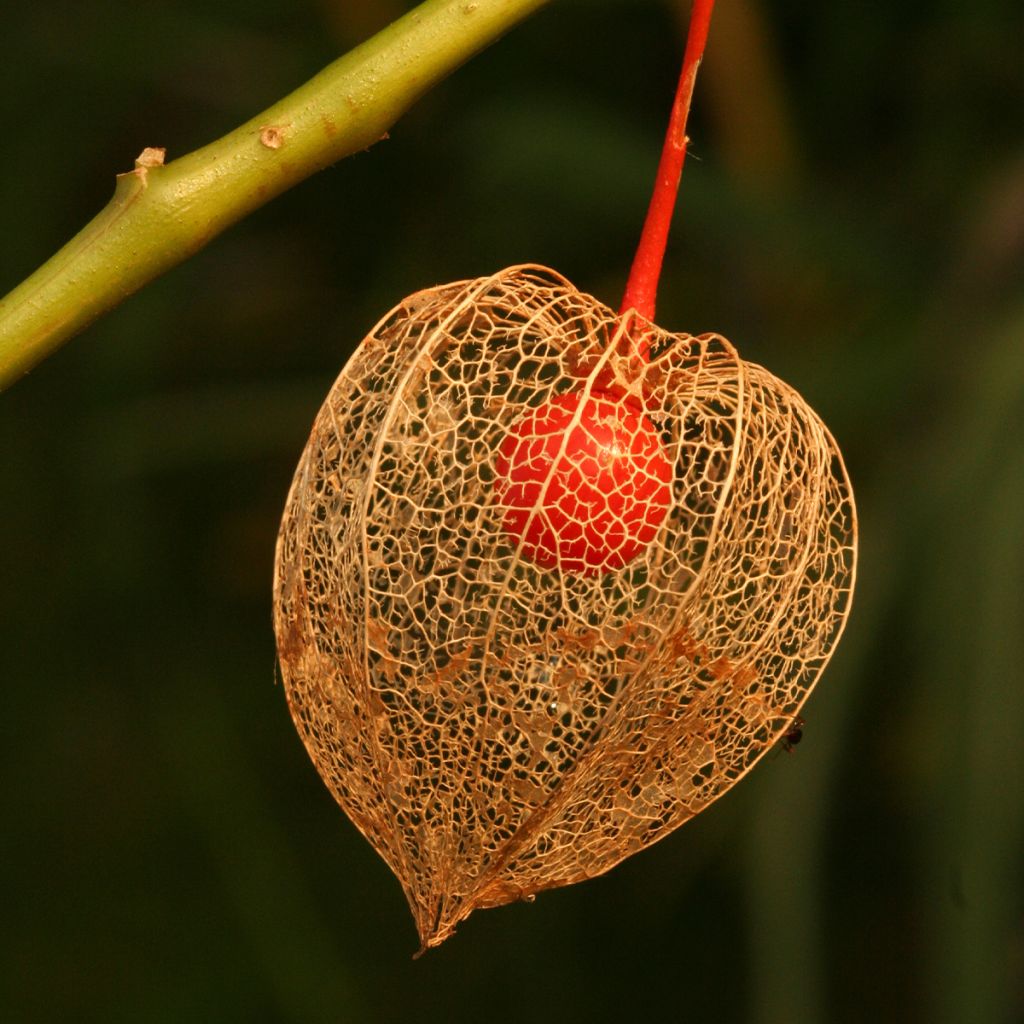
[{"xmin": 495, "ymin": 389, "xmax": 673, "ymax": 575}]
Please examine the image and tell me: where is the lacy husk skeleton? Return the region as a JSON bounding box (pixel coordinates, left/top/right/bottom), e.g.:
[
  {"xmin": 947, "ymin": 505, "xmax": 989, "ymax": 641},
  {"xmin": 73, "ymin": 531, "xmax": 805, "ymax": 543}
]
[{"xmin": 273, "ymin": 265, "xmax": 857, "ymax": 951}]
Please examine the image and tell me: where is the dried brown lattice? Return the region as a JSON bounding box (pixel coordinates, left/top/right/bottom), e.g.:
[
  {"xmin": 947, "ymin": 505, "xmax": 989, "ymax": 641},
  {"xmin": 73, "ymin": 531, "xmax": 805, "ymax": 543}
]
[{"xmin": 273, "ymin": 264, "xmax": 857, "ymax": 952}]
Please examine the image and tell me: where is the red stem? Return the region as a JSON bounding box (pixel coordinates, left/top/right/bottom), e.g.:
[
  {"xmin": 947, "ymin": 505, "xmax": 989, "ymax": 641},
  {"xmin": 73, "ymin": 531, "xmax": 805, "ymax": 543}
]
[{"xmin": 620, "ymin": 0, "xmax": 716, "ymax": 330}]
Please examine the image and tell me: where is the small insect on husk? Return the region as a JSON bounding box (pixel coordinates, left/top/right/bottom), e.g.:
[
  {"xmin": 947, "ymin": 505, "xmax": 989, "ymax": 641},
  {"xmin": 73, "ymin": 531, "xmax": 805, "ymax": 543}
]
[{"xmin": 781, "ymin": 715, "xmax": 806, "ymax": 754}]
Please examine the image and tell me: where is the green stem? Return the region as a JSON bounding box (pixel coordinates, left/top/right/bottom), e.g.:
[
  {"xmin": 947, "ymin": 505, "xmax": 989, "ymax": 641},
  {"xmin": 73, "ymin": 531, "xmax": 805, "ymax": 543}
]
[{"xmin": 0, "ymin": 0, "xmax": 551, "ymax": 391}]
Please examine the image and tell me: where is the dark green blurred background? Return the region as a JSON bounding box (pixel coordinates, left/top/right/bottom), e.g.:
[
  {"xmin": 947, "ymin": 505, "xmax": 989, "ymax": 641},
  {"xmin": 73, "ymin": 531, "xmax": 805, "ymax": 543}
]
[{"xmin": 2, "ymin": 1, "xmax": 1022, "ymax": 1021}]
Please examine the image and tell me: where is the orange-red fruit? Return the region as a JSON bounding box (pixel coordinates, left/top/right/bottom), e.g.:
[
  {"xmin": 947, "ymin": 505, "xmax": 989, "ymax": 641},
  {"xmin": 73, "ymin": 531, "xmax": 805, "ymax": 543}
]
[{"xmin": 496, "ymin": 389, "xmax": 673, "ymax": 574}]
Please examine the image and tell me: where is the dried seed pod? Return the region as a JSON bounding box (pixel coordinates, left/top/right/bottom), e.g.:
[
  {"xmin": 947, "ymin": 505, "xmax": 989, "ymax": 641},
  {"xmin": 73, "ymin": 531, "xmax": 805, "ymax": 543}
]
[{"xmin": 273, "ymin": 264, "xmax": 856, "ymax": 952}]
